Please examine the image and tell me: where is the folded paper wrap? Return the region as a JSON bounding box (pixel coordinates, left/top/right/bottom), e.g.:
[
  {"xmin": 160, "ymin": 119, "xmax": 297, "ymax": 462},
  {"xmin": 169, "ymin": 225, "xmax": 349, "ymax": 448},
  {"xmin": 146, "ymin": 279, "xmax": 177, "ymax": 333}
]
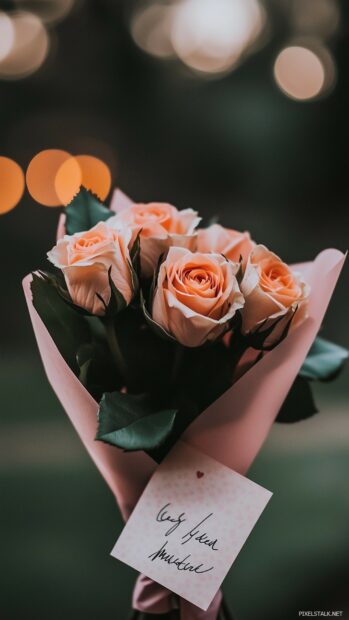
[
  {"xmin": 183, "ymin": 249, "xmax": 346, "ymax": 472},
  {"xmin": 23, "ymin": 193, "xmax": 345, "ymax": 618}
]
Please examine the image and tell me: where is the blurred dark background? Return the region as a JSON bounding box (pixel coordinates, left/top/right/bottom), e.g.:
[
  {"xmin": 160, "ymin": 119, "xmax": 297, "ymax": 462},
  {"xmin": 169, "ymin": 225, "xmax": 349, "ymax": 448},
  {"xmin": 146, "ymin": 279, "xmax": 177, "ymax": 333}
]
[{"xmin": 0, "ymin": 0, "xmax": 348, "ymax": 618}]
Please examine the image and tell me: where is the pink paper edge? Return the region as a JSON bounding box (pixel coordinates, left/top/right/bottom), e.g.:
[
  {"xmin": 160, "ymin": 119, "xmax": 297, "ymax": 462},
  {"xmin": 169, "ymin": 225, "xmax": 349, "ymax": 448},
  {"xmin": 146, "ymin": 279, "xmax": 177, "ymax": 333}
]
[
  {"xmin": 23, "ymin": 248, "xmax": 345, "ymax": 503},
  {"xmin": 23, "ymin": 275, "xmax": 155, "ymax": 517},
  {"xmin": 110, "ymin": 188, "xmax": 134, "ymax": 212},
  {"xmin": 183, "ymin": 248, "xmax": 346, "ymax": 474}
]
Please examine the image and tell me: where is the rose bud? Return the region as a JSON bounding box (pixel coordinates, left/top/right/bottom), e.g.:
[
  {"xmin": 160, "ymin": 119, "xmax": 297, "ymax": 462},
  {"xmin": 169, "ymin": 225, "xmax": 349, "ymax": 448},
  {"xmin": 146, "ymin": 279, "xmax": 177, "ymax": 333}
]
[
  {"xmin": 47, "ymin": 221, "xmax": 134, "ymax": 315},
  {"xmin": 109, "ymin": 202, "xmax": 200, "ymax": 278},
  {"xmin": 151, "ymin": 247, "xmax": 244, "ymax": 347},
  {"xmin": 240, "ymin": 244, "xmax": 310, "ymax": 336},
  {"xmin": 197, "ymin": 223, "xmax": 254, "ymax": 265}
]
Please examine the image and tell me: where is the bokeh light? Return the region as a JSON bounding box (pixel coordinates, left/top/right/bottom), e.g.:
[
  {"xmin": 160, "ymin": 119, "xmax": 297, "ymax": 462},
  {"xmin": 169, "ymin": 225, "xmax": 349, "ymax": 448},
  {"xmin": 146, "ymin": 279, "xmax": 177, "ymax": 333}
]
[
  {"xmin": 13, "ymin": 0, "xmax": 76, "ymax": 25},
  {"xmin": 54, "ymin": 156, "xmax": 82, "ymax": 205},
  {"xmin": 55, "ymin": 155, "xmax": 112, "ymax": 204},
  {"xmin": 290, "ymin": 0, "xmax": 340, "ymax": 40},
  {"xmin": 27, "ymin": 151, "xmax": 112, "ymax": 206},
  {"xmin": 26, "ymin": 149, "xmax": 73, "ymax": 206},
  {"xmin": 170, "ymin": 0, "xmax": 265, "ymax": 75},
  {"xmin": 274, "ymin": 46, "xmax": 327, "ymax": 101},
  {"xmin": 72, "ymin": 155, "xmax": 112, "ymax": 202},
  {"xmin": 131, "ymin": 0, "xmax": 266, "ymax": 76},
  {"xmin": 131, "ymin": 3, "xmax": 176, "ymax": 59},
  {"xmin": 0, "ymin": 12, "xmax": 15, "ymax": 62},
  {"xmin": 0, "ymin": 11, "xmax": 49, "ymax": 80},
  {"xmin": 0, "ymin": 157, "xmax": 25, "ymax": 215}
]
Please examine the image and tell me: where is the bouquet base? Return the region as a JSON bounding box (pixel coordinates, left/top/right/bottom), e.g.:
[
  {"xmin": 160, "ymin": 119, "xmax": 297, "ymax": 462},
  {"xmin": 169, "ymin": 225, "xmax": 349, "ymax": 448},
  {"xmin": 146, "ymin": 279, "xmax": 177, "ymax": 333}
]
[{"xmin": 129, "ymin": 597, "xmax": 235, "ymax": 619}]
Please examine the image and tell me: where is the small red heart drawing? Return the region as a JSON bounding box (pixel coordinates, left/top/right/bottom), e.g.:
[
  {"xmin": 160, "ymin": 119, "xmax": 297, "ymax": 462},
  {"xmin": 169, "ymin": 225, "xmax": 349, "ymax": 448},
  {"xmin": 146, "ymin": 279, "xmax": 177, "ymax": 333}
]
[{"xmin": 196, "ymin": 471, "xmax": 204, "ymax": 479}]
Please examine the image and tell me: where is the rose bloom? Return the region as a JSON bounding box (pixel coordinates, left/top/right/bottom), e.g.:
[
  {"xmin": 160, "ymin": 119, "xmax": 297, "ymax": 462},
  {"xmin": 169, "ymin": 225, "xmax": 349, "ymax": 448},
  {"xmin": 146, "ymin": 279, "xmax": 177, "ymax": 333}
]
[
  {"xmin": 240, "ymin": 245, "xmax": 310, "ymax": 334},
  {"xmin": 197, "ymin": 224, "xmax": 254, "ymax": 265},
  {"xmin": 47, "ymin": 221, "xmax": 134, "ymax": 315},
  {"xmin": 109, "ymin": 202, "xmax": 200, "ymax": 278},
  {"xmin": 152, "ymin": 247, "xmax": 244, "ymax": 347}
]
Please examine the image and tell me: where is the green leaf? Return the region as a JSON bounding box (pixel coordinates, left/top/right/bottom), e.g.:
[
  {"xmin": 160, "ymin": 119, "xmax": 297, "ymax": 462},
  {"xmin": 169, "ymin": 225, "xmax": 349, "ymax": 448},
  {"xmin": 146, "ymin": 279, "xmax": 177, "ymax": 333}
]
[
  {"xmin": 31, "ymin": 272, "xmax": 90, "ymax": 375},
  {"xmin": 141, "ymin": 291, "xmax": 176, "ymax": 343},
  {"xmin": 96, "ymin": 391, "xmax": 177, "ymax": 451},
  {"xmin": 100, "ymin": 267, "xmax": 127, "ymax": 317},
  {"xmin": 128, "ymin": 260, "xmax": 139, "ymax": 300},
  {"xmin": 276, "ymin": 376, "xmax": 318, "ymax": 423},
  {"xmin": 247, "ymin": 308, "xmax": 297, "ymax": 352},
  {"xmin": 128, "ymin": 231, "xmax": 141, "ymax": 297},
  {"xmin": 300, "ymin": 337, "xmax": 348, "ymax": 382},
  {"xmin": 130, "ymin": 229, "xmax": 141, "ymax": 268},
  {"xmin": 65, "ymin": 186, "xmax": 113, "ymax": 234},
  {"xmin": 234, "ymin": 256, "xmax": 243, "ymax": 286},
  {"xmin": 77, "ymin": 358, "xmax": 91, "ymax": 386},
  {"xmin": 76, "ymin": 342, "xmax": 95, "ymax": 368},
  {"xmin": 76, "ymin": 343, "xmax": 94, "ymax": 386},
  {"xmin": 149, "ymin": 253, "xmax": 164, "ymax": 302},
  {"xmin": 38, "ymin": 269, "xmax": 93, "ymax": 317}
]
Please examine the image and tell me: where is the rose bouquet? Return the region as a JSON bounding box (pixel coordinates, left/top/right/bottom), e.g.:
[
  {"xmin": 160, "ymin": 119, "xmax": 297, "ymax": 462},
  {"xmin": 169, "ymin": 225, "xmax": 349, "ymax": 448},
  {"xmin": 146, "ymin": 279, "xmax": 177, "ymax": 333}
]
[{"xmin": 24, "ymin": 187, "xmax": 347, "ymax": 619}]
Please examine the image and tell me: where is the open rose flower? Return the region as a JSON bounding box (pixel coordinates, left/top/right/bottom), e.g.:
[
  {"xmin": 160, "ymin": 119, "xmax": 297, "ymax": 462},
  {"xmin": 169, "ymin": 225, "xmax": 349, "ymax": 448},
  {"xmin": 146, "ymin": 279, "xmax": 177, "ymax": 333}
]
[
  {"xmin": 151, "ymin": 247, "xmax": 244, "ymax": 347},
  {"xmin": 240, "ymin": 244, "xmax": 310, "ymax": 335},
  {"xmin": 47, "ymin": 221, "xmax": 134, "ymax": 315},
  {"xmin": 197, "ymin": 223, "xmax": 254, "ymax": 265},
  {"xmin": 109, "ymin": 202, "xmax": 200, "ymax": 278}
]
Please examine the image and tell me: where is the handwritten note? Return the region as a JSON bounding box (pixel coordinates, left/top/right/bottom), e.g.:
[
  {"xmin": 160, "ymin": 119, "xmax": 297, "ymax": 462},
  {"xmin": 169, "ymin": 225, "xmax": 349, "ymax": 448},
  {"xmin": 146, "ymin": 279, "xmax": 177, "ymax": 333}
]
[{"xmin": 111, "ymin": 441, "xmax": 272, "ymax": 610}]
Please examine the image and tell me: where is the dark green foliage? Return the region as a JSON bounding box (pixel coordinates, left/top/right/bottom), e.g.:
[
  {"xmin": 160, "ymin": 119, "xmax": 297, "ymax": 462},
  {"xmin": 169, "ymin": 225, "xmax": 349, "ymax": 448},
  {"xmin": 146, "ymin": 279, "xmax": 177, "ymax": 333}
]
[
  {"xmin": 276, "ymin": 376, "xmax": 318, "ymax": 423},
  {"xmin": 277, "ymin": 336, "xmax": 348, "ymax": 423},
  {"xmin": 65, "ymin": 186, "xmax": 113, "ymax": 234},
  {"xmin": 96, "ymin": 391, "xmax": 177, "ymax": 451},
  {"xmin": 31, "ymin": 272, "xmax": 90, "ymax": 375},
  {"xmin": 300, "ymin": 337, "xmax": 348, "ymax": 382}
]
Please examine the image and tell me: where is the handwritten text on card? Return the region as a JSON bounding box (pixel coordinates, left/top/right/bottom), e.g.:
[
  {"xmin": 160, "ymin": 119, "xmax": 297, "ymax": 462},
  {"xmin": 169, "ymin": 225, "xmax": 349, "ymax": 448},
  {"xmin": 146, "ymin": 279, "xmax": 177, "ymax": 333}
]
[{"xmin": 111, "ymin": 442, "xmax": 272, "ymax": 610}]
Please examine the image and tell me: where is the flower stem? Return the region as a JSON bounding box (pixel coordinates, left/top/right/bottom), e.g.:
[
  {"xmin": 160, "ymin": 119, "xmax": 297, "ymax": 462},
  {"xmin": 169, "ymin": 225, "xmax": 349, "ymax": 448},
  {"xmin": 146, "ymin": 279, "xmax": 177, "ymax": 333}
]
[
  {"xmin": 104, "ymin": 317, "xmax": 128, "ymax": 384},
  {"xmin": 171, "ymin": 343, "xmax": 184, "ymax": 386}
]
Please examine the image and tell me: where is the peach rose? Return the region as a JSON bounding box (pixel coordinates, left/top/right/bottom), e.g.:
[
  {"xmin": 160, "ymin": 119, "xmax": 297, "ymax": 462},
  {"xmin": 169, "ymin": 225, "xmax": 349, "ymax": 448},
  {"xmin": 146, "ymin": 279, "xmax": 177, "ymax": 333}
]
[
  {"xmin": 47, "ymin": 221, "xmax": 134, "ymax": 315},
  {"xmin": 240, "ymin": 245, "xmax": 310, "ymax": 334},
  {"xmin": 151, "ymin": 247, "xmax": 244, "ymax": 347},
  {"xmin": 109, "ymin": 202, "xmax": 200, "ymax": 277},
  {"xmin": 197, "ymin": 224, "xmax": 254, "ymax": 265}
]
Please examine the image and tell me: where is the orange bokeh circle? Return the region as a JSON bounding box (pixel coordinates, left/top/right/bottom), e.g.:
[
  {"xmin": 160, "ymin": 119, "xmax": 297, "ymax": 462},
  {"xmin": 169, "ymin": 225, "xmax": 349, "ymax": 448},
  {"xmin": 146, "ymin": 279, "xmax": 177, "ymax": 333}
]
[
  {"xmin": 26, "ymin": 150, "xmax": 112, "ymax": 207},
  {"xmin": 26, "ymin": 149, "xmax": 73, "ymax": 206},
  {"xmin": 54, "ymin": 156, "xmax": 82, "ymax": 205},
  {"xmin": 75, "ymin": 155, "xmax": 112, "ymax": 201},
  {"xmin": 55, "ymin": 154, "xmax": 112, "ymax": 205},
  {"xmin": 0, "ymin": 156, "xmax": 25, "ymax": 214}
]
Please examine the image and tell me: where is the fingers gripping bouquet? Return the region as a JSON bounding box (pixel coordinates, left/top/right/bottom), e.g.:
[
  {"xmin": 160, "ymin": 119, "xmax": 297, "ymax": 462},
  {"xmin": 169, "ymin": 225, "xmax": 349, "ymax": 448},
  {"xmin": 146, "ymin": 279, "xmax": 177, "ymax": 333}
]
[{"xmin": 24, "ymin": 187, "xmax": 347, "ymax": 619}]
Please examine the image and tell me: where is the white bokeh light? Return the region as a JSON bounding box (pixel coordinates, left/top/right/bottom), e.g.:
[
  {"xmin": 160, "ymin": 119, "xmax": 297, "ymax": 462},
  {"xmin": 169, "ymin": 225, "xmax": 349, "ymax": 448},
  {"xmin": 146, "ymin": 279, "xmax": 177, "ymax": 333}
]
[
  {"xmin": 170, "ymin": 0, "xmax": 265, "ymax": 74},
  {"xmin": 131, "ymin": 3, "xmax": 176, "ymax": 59},
  {"xmin": 0, "ymin": 11, "xmax": 49, "ymax": 80},
  {"xmin": 14, "ymin": 0, "xmax": 76, "ymax": 24},
  {"xmin": 0, "ymin": 12, "xmax": 15, "ymax": 62},
  {"xmin": 131, "ymin": 0, "xmax": 266, "ymax": 76}
]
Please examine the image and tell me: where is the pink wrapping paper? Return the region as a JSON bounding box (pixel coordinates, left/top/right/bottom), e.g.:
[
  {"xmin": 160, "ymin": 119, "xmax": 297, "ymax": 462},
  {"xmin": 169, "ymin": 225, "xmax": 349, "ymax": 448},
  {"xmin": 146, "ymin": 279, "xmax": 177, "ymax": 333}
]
[
  {"xmin": 183, "ymin": 249, "xmax": 346, "ymax": 473},
  {"xmin": 23, "ymin": 275, "xmax": 155, "ymax": 519},
  {"xmin": 108, "ymin": 190, "xmax": 345, "ymax": 475},
  {"xmin": 110, "ymin": 188, "xmax": 134, "ymax": 212},
  {"xmin": 23, "ymin": 188, "xmax": 345, "ymax": 617},
  {"xmin": 25, "ymin": 252, "xmax": 345, "ymax": 500}
]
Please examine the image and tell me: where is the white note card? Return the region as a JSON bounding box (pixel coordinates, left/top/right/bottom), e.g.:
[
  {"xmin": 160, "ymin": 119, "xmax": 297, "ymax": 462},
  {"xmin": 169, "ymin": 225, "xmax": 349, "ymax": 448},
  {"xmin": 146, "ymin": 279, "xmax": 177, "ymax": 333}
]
[{"xmin": 111, "ymin": 441, "xmax": 272, "ymax": 610}]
